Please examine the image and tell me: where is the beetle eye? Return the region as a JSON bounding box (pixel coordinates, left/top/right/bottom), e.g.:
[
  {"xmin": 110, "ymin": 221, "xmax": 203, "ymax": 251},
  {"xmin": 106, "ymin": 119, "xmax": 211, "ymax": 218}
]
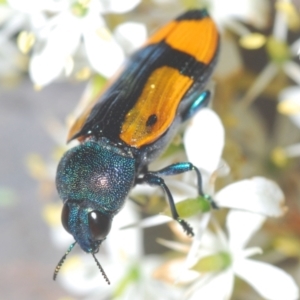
[
  {"xmin": 88, "ymin": 211, "xmax": 112, "ymax": 241},
  {"xmin": 61, "ymin": 203, "xmax": 71, "ymax": 233}
]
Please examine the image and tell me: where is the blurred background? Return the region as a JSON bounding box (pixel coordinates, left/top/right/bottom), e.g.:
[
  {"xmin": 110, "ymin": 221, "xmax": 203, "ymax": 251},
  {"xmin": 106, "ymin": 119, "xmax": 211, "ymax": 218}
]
[
  {"xmin": 1, "ymin": 0, "xmax": 300, "ymax": 299},
  {"xmin": 0, "ymin": 80, "xmax": 85, "ymax": 299}
]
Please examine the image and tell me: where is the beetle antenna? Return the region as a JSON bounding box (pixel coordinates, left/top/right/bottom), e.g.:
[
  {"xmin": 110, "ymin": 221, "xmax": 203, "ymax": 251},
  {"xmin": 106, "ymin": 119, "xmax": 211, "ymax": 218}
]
[
  {"xmin": 92, "ymin": 253, "xmax": 110, "ymax": 285},
  {"xmin": 53, "ymin": 241, "xmax": 77, "ymax": 280}
]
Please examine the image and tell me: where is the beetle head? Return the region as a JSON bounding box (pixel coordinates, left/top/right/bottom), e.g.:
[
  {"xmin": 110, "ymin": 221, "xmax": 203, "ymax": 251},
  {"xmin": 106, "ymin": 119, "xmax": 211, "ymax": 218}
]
[{"xmin": 55, "ymin": 140, "xmax": 136, "ymax": 253}]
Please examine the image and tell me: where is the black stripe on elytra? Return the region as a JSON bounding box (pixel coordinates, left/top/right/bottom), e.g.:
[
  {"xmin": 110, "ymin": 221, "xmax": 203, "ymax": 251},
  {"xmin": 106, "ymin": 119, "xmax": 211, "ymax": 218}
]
[
  {"xmin": 176, "ymin": 9, "xmax": 209, "ymax": 21},
  {"xmin": 72, "ymin": 41, "xmax": 216, "ymax": 145}
]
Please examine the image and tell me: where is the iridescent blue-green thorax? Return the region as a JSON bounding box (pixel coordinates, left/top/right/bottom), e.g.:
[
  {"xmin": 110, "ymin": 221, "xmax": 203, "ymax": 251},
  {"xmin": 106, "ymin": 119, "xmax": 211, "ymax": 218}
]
[{"xmin": 56, "ymin": 138, "xmax": 136, "ymax": 253}]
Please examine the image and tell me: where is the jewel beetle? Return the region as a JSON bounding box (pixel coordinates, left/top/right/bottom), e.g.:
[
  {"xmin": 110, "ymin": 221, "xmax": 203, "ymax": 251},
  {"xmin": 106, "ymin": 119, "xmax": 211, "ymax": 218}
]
[{"xmin": 54, "ymin": 9, "xmax": 219, "ymax": 284}]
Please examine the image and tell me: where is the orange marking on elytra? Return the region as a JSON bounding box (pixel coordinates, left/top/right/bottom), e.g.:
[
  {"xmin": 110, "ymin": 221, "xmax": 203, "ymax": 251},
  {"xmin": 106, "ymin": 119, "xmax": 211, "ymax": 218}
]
[
  {"xmin": 147, "ymin": 18, "xmax": 218, "ymax": 64},
  {"xmin": 120, "ymin": 66, "xmax": 193, "ymax": 148}
]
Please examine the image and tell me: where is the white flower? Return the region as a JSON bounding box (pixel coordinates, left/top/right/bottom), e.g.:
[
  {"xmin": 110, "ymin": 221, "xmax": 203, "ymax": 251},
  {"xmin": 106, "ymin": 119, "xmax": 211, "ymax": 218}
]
[
  {"xmin": 29, "ymin": 0, "xmax": 142, "ymax": 86},
  {"xmin": 183, "ymin": 211, "xmax": 299, "ymax": 300},
  {"xmin": 3, "ymin": 0, "xmax": 142, "ymax": 86},
  {"xmin": 160, "ymin": 211, "xmax": 299, "ymax": 300}
]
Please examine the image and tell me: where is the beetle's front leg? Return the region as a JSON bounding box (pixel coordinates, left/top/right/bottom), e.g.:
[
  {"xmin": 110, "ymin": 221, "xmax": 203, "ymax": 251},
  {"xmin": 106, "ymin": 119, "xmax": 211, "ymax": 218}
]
[{"xmin": 137, "ymin": 173, "xmax": 194, "ymax": 236}]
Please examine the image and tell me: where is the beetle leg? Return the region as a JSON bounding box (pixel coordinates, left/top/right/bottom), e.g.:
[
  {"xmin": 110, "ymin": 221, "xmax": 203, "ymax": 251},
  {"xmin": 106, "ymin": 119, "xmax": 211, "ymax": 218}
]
[
  {"xmin": 148, "ymin": 162, "xmax": 218, "ymax": 209},
  {"xmin": 138, "ymin": 173, "xmax": 194, "ymax": 236}
]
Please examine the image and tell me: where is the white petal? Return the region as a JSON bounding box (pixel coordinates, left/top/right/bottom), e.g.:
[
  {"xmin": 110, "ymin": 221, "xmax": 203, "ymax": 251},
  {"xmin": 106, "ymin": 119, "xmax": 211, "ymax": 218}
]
[
  {"xmin": 156, "ymin": 238, "xmax": 190, "ymax": 253},
  {"xmin": 242, "ymin": 247, "xmax": 263, "ymax": 258},
  {"xmin": 165, "ymin": 258, "xmax": 200, "ymax": 285},
  {"xmin": 107, "ymin": 201, "xmax": 142, "ymax": 259},
  {"xmin": 210, "ymin": 0, "xmax": 270, "ymax": 29},
  {"xmin": 165, "ymin": 178, "xmax": 198, "ymax": 202},
  {"xmin": 28, "ymin": 11, "xmax": 48, "ymax": 30},
  {"xmin": 98, "ymin": 0, "xmax": 141, "ymax": 14},
  {"xmin": 185, "ymin": 269, "xmax": 234, "ymax": 300},
  {"xmin": 185, "ymin": 213, "xmax": 211, "ymax": 267},
  {"xmin": 29, "ymin": 13, "xmax": 81, "ymax": 85},
  {"xmin": 152, "ymin": 0, "xmax": 174, "ymax": 3},
  {"xmin": 114, "ymin": 22, "xmax": 147, "ymax": 54},
  {"xmin": 7, "ymin": 0, "xmax": 58, "ymax": 12},
  {"xmin": 0, "ymin": 13, "xmax": 27, "ymax": 44},
  {"xmin": 279, "ymin": 86, "xmax": 300, "ymax": 128},
  {"xmin": 215, "ymin": 177, "xmax": 286, "ymax": 217},
  {"xmin": 46, "ymin": 13, "xmax": 81, "ymax": 55},
  {"xmin": 226, "ymin": 210, "xmax": 265, "ymax": 251},
  {"xmin": 189, "ymin": 227, "xmax": 227, "ymax": 262},
  {"xmin": 283, "ymin": 62, "xmax": 300, "ymax": 86},
  {"xmin": 272, "ymin": 4, "xmax": 288, "ymax": 41},
  {"xmin": 29, "ymin": 46, "xmax": 65, "ymax": 85},
  {"xmin": 234, "ymin": 259, "xmax": 299, "ymax": 300},
  {"xmin": 0, "ymin": 5, "xmax": 13, "ymax": 25},
  {"xmin": 121, "ymin": 214, "xmax": 171, "ymax": 230},
  {"xmin": 291, "ymin": 38, "xmax": 300, "ymax": 56},
  {"xmin": 215, "ymin": 159, "xmax": 230, "ymax": 177},
  {"xmin": 284, "ymin": 143, "xmax": 300, "ymax": 157},
  {"xmin": 84, "ymin": 25, "xmax": 125, "ymax": 78},
  {"xmin": 184, "ymin": 108, "xmax": 225, "ymax": 174}
]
